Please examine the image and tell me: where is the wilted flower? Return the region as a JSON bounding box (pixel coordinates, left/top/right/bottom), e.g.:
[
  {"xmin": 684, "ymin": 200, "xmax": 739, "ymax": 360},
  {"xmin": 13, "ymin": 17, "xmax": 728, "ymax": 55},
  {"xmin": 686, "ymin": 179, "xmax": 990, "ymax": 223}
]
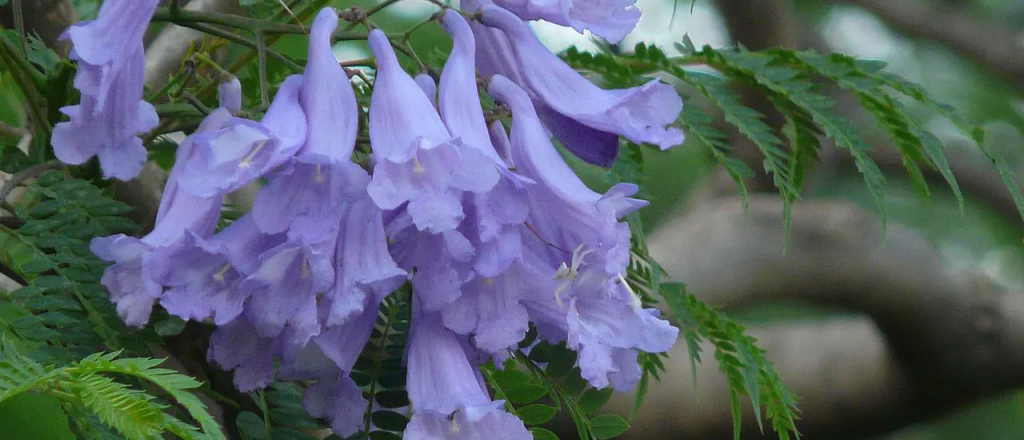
[{"xmin": 51, "ymin": 0, "xmax": 160, "ymax": 180}]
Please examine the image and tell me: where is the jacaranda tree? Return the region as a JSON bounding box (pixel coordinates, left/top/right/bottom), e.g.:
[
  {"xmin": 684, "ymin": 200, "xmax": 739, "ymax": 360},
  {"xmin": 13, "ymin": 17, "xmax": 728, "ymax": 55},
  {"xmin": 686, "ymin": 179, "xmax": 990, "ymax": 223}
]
[{"xmin": 0, "ymin": 0, "xmax": 1020, "ymax": 439}]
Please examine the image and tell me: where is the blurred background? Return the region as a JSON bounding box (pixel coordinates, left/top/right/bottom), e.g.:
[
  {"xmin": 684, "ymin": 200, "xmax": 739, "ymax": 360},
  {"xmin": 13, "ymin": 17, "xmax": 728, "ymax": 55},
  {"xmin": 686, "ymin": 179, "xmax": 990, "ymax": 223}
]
[{"xmin": 3, "ymin": 0, "xmax": 1024, "ymax": 439}]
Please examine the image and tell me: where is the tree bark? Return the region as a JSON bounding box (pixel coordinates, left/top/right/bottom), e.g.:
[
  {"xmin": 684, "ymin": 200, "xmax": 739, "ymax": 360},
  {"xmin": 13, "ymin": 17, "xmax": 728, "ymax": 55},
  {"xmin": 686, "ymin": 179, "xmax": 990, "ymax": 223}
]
[
  {"xmin": 0, "ymin": 0, "xmax": 76, "ymax": 54},
  {"xmin": 605, "ymin": 196, "xmax": 1024, "ymax": 438},
  {"xmin": 836, "ymin": 0, "xmax": 1024, "ymax": 90}
]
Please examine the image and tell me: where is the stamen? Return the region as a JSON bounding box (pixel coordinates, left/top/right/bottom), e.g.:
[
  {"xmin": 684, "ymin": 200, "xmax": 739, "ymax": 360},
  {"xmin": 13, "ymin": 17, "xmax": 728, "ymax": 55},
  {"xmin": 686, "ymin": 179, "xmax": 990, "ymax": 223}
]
[
  {"xmin": 618, "ymin": 273, "xmax": 642, "ymax": 310},
  {"xmin": 239, "ymin": 139, "xmax": 269, "ymax": 168},
  {"xmin": 212, "ymin": 264, "xmax": 232, "ymax": 282},
  {"xmin": 412, "ymin": 154, "xmax": 425, "ymax": 173},
  {"xmin": 314, "ymin": 164, "xmax": 325, "ymax": 182}
]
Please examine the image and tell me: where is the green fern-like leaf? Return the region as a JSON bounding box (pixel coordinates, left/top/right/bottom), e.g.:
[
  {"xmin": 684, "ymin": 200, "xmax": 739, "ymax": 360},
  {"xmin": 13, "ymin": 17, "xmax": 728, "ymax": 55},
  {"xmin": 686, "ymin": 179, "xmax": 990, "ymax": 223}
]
[
  {"xmin": 878, "ymin": 67, "xmax": 1024, "ymax": 220},
  {"xmin": 74, "ymin": 372, "xmax": 168, "ymax": 440},
  {"xmin": 662, "ymin": 283, "xmax": 800, "ymax": 440},
  {"xmin": 0, "ymin": 339, "xmax": 59, "ymax": 402},
  {"xmin": 74, "ymin": 353, "xmax": 227, "ymax": 440},
  {"xmin": 0, "ymin": 341, "xmax": 225, "ymax": 440},
  {"xmin": 698, "ymin": 48, "xmax": 888, "ymax": 230},
  {"xmin": 779, "ymin": 51, "xmax": 963, "ymax": 207},
  {"xmin": 0, "ymin": 170, "xmax": 142, "ymax": 361}
]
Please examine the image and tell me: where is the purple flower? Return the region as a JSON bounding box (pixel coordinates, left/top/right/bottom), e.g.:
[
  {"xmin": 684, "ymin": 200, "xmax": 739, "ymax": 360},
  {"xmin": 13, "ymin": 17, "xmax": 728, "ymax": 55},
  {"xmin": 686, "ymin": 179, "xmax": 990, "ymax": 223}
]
[
  {"xmin": 51, "ymin": 0, "xmax": 159, "ymax": 180},
  {"xmin": 441, "ymin": 261, "xmax": 536, "ymax": 353},
  {"xmin": 405, "ymin": 401, "xmax": 532, "ymax": 440},
  {"xmin": 178, "ymin": 75, "xmax": 308, "ymax": 198},
  {"xmin": 415, "ymin": 72, "xmax": 438, "ymax": 107},
  {"xmin": 90, "ymin": 104, "xmax": 235, "ymax": 326},
  {"xmin": 474, "ymin": 4, "xmax": 684, "ymax": 167},
  {"xmin": 205, "ymin": 12, "xmax": 407, "ymax": 404},
  {"xmin": 252, "ymin": 160, "xmax": 366, "ymax": 245},
  {"xmin": 252, "ymin": 9, "xmax": 364, "ymax": 246},
  {"xmin": 147, "ymin": 215, "xmax": 284, "ymax": 325},
  {"xmin": 249, "ymin": 8, "xmax": 406, "ymax": 328},
  {"xmin": 90, "ymin": 235, "xmax": 160, "ymax": 327},
  {"xmin": 405, "ymin": 309, "xmax": 530, "ymax": 440},
  {"xmin": 219, "ymin": 77, "xmax": 243, "ymax": 114},
  {"xmin": 321, "ymin": 198, "xmax": 406, "ymax": 327},
  {"xmin": 437, "ymin": 11, "xmax": 536, "ymax": 325},
  {"xmin": 366, "ymin": 29, "xmax": 500, "ymax": 233},
  {"xmin": 303, "ymin": 300, "xmax": 382, "ymax": 435},
  {"xmin": 490, "ymin": 0, "xmax": 641, "ymax": 43},
  {"xmin": 241, "ymin": 240, "xmax": 333, "ymax": 341},
  {"xmin": 488, "ymin": 75, "xmax": 678, "ymax": 389},
  {"xmin": 389, "ymin": 225, "xmax": 475, "ymax": 312},
  {"xmin": 438, "ymin": 11, "xmax": 506, "ymax": 165},
  {"xmin": 207, "ymin": 312, "xmax": 319, "ymax": 391},
  {"xmin": 296, "ymin": 9, "xmax": 359, "ymax": 165},
  {"xmin": 300, "ymin": 367, "xmax": 367, "ymax": 435}
]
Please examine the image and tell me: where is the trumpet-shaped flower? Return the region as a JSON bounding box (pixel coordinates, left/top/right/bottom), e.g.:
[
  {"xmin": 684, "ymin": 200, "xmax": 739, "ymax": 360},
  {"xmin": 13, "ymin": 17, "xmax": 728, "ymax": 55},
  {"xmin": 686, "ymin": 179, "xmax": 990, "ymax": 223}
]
[
  {"xmin": 405, "ymin": 309, "xmax": 531, "ymax": 440},
  {"xmin": 488, "ymin": 75, "xmax": 678, "ymax": 389},
  {"xmin": 90, "ymin": 99, "xmax": 235, "ymax": 326},
  {"xmin": 476, "ymin": 4, "xmax": 684, "ymax": 166},
  {"xmin": 296, "ymin": 10, "xmax": 359, "ymax": 165},
  {"xmin": 491, "ymin": 0, "xmax": 641, "ymax": 43},
  {"xmin": 179, "ymin": 75, "xmax": 308, "ymax": 198},
  {"xmin": 366, "ymin": 29, "xmax": 500, "ymax": 233},
  {"xmin": 148, "ymin": 215, "xmax": 284, "ymax": 325},
  {"xmin": 51, "ymin": 0, "xmax": 159, "ymax": 180}
]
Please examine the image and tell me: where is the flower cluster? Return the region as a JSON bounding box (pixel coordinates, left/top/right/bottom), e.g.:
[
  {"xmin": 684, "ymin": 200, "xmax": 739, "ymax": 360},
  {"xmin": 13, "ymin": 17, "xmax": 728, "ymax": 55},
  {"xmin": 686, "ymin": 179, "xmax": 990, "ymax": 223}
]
[{"xmin": 70, "ymin": 0, "xmax": 684, "ymax": 437}]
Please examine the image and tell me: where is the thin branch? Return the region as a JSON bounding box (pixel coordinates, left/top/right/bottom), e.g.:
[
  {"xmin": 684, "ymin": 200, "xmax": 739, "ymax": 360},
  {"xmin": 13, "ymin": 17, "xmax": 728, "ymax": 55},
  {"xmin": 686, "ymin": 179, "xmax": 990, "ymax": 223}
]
[
  {"xmin": 255, "ymin": 30, "xmax": 269, "ymax": 107},
  {"xmin": 150, "ymin": 18, "xmax": 303, "ymax": 71},
  {"xmin": 144, "ymin": 0, "xmax": 239, "ymax": 90},
  {"xmin": 11, "ymin": 0, "xmax": 25, "ymax": 54},
  {"xmin": 0, "ymin": 160, "xmax": 62, "ymax": 203}
]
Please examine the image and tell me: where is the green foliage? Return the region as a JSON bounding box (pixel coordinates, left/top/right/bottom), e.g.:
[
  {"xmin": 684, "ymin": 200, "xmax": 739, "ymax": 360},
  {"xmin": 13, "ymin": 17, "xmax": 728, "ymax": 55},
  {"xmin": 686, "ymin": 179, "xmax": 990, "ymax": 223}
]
[
  {"xmin": 237, "ymin": 383, "xmax": 328, "ymax": 440},
  {"xmin": 564, "ymin": 40, "xmax": 1024, "ymax": 236},
  {"xmin": 0, "ymin": 344, "xmax": 225, "ymax": 440},
  {"xmin": 482, "ymin": 340, "xmax": 633, "ymax": 440},
  {"xmin": 663, "ymin": 283, "xmax": 800, "ymax": 440},
  {"xmin": 0, "ymin": 170, "xmax": 141, "ymax": 362}
]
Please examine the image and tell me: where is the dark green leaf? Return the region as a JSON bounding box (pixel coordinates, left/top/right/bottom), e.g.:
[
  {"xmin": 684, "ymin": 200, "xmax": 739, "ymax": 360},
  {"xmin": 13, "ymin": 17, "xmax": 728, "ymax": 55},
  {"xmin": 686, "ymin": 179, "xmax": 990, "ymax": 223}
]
[
  {"xmin": 0, "ymin": 145, "xmax": 33, "ymax": 174},
  {"xmin": 236, "ymin": 411, "xmax": 268, "ymax": 440},
  {"xmin": 370, "ymin": 411, "xmax": 408, "ymax": 432},
  {"xmin": 590, "ymin": 414, "xmax": 630, "ymax": 439},
  {"xmin": 578, "ymin": 388, "xmax": 614, "ymax": 415},
  {"xmin": 503, "ymin": 384, "xmax": 548, "ymax": 405},
  {"xmin": 530, "ymin": 427, "xmax": 560, "ymax": 440},
  {"xmin": 517, "ymin": 404, "xmax": 558, "ymax": 425},
  {"xmin": 368, "ymin": 431, "xmax": 402, "ymax": 440},
  {"xmin": 373, "ymin": 390, "xmax": 409, "ymax": 409}
]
